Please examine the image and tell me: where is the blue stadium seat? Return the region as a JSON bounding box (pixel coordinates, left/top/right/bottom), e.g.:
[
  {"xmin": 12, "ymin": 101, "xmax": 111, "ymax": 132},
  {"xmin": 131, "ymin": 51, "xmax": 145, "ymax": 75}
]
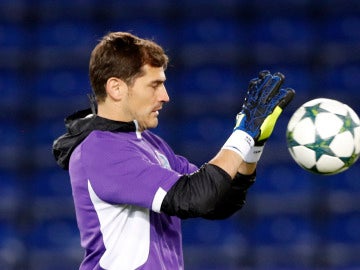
[
  {"xmin": 30, "ymin": 169, "xmax": 71, "ymax": 198},
  {"xmin": 35, "ymin": 21, "xmax": 96, "ymax": 49},
  {"xmin": 178, "ymin": 19, "xmax": 243, "ymax": 66},
  {"xmin": 0, "ymin": 221, "xmax": 25, "ymax": 268},
  {"xmin": 250, "ymin": 18, "xmax": 313, "ymax": 66},
  {"xmin": 327, "ymin": 164, "xmax": 360, "ymax": 192},
  {"xmin": 321, "ymin": 16, "xmax": 360, "ymax": 42},
  {"xmin": 0, "ymin": 23, "xmax": 25, "ymax": 49},
  {"xmin": 30, "ymin": 120, "xmax": 77, "ymax": 169},
  {"xmin": 1, "ymin": 1, "xmax": 359, "ymax": 269},
  {"xmin": 251, "ymin": 17, "xmax": 312, "ymax": 44},
  {"xmin": 26, "ymin": 218, "xmax": 82, "ymax": 269},
  {"xmin": 32, "ymin": 120, "xmax": 66, "ymax": 145},
  {"xmin": 108, "ymin": 19, "xmax": 171, "ymax": 48},
  {"xmin": 0, "ymin": 71, "xmax": 22, "ymax": 109},
  {"xmin": 29, "ymin": 253, "xmax": 82, "ymax": 270},
  {"xmin": 0, "ymin": 222, "xmax": 19, "ymax": 244},
  {"xmin": 0, "ymin": 121, "xmax": 26, "ymax": 170},
  {"xmin": 0, "ymin": 171, "xmax": 22, "ymax": 219},
  {"xmin": 181, "ymin": 0, "xmax": 245, "ymax": 8},
  {"xmin": 253, "ymin": 164, "xmax": 312, "ymax": 193},
  {"xmin": 109, "ymin": 0, "xmax": 168, "ymax": 10},
  {"xmin": 33, "ymin": 68, "xmax": 90, "ymax": 120},
  {"xmin": 326, "ymin": 213, "xmax": 360, "ymax": 243},
  {"xmin": 0, "ymin": 120, "xmax": 20, "ymax": 143},
  {"xmin": 251, "ymin": 215, "xmax": 313, "ymax": 245},
  {"xmin": 34, "ymin": 21, "xmax": 96, "ymax": 69},
  {"xmin": 249, "ymin": 0, "xmax": 311, "ymax": 14},
  {"xmin": 182, "ymin": 217, "xmax": 247, "ymax": 246},
  {"xmin": 179, "ymin": 19, "xmax": 241, "ymax": 45},
  {"xmin": 320, "ymin": 65, "xmax": 360, "ymax": 95},
  {"xmin": 0, "ymin": 0, "xmax": 26, "ymax": 23},
  {"xmin": 252, "ymin": 65, "xmax": 313, "ymax": 98},
  {"xmin": 178, "ymin": 66, "xmax": 240, "ymax": 95},
  {"xmin": 29, "ymin": 0, "xmax": 96, "ymax": 22},
  {"xmin": 27, "ymin": 218, "xmax": 79, "ymax": 250},
  {"xmin": 177, "ymin": 118, "xmax": 231, "ymax": 151},
  {"xmin": 176, "ymin": 66, "xmax": 243, "ymax": 119},
  {"xmin": 34, "ymin": 68, "xmax": 90, "ymax": 97},
  {"xmin": 29, "ymin": 167, "xmax": 75, "ymax": 221},
  {"xmin": 0, "ymin": 23, "xmax": 24, "ymax": 70}
]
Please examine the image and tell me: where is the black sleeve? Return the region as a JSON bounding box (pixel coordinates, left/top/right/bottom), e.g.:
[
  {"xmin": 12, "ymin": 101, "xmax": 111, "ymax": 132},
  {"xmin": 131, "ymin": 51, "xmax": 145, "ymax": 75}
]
[
  {"xmin": 160, "ymin": 163, "xmax": 256, "ymax": 219},
  {"xmin": 202, "ymin": 172, "xmax": 256, "ymax": 220}
]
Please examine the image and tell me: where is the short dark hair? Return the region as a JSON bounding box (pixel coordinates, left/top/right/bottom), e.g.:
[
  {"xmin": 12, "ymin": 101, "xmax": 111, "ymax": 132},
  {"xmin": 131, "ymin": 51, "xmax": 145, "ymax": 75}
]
[{"xmin": 89, "ymin": 32, "xmax": 169, "ymax": 102}]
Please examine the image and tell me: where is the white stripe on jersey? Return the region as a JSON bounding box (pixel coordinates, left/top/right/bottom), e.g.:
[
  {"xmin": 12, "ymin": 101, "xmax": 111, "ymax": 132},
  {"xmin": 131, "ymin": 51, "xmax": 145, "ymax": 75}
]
[
  {"xmin": 88, "ymin": 180, "xmax": 150, "ymax": 270},
  {"xmin": 151, "ymin": 187, "xmax": 167, "ymax": 213}
]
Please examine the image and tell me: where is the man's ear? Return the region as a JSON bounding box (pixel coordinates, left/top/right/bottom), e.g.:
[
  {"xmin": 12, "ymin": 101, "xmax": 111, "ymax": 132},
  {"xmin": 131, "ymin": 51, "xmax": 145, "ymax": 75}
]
[{"xmin": 105, "ymin": 77, "xmax": 128, "ymax": 101}]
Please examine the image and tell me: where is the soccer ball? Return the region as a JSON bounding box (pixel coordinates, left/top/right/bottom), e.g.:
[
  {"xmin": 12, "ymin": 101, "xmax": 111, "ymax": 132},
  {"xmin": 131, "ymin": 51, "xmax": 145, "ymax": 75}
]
[{"xmin": 286, "ymin": 98, "xmax": 360, "ymax": 175}]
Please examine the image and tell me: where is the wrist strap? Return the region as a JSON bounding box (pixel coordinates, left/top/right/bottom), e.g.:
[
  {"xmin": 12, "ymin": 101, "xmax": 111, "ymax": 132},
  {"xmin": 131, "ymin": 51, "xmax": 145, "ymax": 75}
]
[
  {"xmin": 222, "ymin": 130, "xmax": 254, "ymax": 161},
  {"xmin": 222, "ymin": 130, "xmax": 264, "ymax": 163},
  {"xmin": 243, "ymin": 145, "xmax": 264, "ymax": 163}
]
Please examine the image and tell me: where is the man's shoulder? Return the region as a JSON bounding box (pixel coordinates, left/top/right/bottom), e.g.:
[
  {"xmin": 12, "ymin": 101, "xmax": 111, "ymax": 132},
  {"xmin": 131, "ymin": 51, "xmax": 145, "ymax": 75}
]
[
  {"xmin": 142, "ymin": 130, "xmax": 168, "ymax": 145},
  {"xmin": 76, "ymin": 131, "xmax": 133, "ymax": 154},
  {"xmin": 86, "ymin": 130, "xmax": 135, "ymax": 142}
]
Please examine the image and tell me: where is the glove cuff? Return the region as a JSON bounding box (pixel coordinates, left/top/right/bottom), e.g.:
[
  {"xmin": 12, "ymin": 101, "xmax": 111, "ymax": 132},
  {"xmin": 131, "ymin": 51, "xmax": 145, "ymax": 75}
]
[
  {"xmin": 222, "ymin": 130, "xmax": 255, "ymax": 162},
  {"xmin": 243, "ymin": 145, "xmax": 264, "ymax": 163}
]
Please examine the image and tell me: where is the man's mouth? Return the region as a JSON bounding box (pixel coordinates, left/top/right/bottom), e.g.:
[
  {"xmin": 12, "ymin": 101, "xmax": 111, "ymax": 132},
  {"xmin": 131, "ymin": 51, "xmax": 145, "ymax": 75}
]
[{"xmin": 153, "ymin": 106, "xmax": 162, "ymax": 115}]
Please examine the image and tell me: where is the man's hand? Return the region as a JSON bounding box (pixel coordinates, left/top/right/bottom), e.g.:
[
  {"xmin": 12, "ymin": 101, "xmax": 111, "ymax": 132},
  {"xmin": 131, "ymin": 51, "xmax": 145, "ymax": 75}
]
[
  {"xmin": 235, "ymin": 70, "xmax": 295, "ymax": 145},
  {"xmin": 222, "ymin": 70, "xmax": 295, "ymax": 163}
]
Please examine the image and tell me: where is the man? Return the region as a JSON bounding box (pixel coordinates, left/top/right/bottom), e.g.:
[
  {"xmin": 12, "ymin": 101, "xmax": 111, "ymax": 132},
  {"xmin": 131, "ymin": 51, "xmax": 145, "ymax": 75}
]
[{"xmin": 53, "ymin": 32, "xmax": 295, "ymax": 270}]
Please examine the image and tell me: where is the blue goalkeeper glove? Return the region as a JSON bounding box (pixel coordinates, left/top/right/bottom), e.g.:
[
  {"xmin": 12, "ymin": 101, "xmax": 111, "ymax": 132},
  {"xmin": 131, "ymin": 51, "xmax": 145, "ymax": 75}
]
[{"xmin": 223, "ymin": 70, "xmax": 295, "ymax": 162}]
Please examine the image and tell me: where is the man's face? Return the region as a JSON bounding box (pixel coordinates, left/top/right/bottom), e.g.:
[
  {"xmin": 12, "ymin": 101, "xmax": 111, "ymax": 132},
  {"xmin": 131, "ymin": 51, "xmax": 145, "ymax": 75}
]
[{"xmin": 123, "ymin": 65, "xmax": 169, "ymax": 131}]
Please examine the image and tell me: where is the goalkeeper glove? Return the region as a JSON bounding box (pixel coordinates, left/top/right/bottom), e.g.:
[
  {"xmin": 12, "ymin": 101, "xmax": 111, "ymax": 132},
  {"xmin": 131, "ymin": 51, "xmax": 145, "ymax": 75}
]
[{"xmin": 223, "ymin": 70, "xmax": 295, "ymax": 163}]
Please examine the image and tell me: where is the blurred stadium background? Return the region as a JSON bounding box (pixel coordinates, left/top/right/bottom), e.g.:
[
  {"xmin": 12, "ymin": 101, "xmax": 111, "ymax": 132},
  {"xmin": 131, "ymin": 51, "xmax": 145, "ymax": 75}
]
[{"xmin": 0, "ymin": 0, "xmax": 359, "ymax": 269}]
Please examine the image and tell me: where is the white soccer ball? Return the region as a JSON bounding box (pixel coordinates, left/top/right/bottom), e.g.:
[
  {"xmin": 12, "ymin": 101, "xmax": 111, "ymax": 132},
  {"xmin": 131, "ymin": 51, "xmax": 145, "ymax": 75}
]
[{"xmin": 286, "ymin": 98, "xmax": 360, "ymax": 175}]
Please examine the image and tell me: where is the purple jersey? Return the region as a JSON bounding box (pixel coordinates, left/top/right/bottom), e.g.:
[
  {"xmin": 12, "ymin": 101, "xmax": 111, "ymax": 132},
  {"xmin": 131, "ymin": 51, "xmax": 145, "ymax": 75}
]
[{"xmin": 69, "ymin": 128, "xmax": 198, "ymax": 270}]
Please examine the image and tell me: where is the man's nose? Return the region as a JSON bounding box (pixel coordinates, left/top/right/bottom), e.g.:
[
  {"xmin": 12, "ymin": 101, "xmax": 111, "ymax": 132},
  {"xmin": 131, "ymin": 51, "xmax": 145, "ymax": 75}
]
[{"xmin": 159, "ymin": 85, "xmax": 170, "ymax": 103}]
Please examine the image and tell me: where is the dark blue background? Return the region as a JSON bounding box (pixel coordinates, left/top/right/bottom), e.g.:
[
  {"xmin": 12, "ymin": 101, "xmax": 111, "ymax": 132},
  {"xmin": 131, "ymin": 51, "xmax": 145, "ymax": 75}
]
[{"xmin": 0, "ymin": 0, "xmax": 359, "ymax": 269}]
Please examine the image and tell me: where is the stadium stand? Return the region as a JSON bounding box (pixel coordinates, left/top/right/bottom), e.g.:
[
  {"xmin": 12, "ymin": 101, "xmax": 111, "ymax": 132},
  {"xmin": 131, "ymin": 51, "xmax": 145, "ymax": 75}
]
[{"xmin": 0, "ymin": 0, "xmax": 359, "ymax": 269}]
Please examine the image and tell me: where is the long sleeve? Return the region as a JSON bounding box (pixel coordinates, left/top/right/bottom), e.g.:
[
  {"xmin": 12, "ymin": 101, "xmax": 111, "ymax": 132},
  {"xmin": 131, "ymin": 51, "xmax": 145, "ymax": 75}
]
[
  {"xmin": 202, "ymin": 172, "xmax": 256, "ymax": 220},
  {"xmin": 161, "ymin": 164, "xmax": 255, "ymax": 219}
]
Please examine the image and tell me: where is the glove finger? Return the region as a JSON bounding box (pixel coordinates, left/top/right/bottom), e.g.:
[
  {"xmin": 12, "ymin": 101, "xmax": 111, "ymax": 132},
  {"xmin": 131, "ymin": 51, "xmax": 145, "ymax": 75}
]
[
  {"xmin": 256, "ymin": 73, "xmax": 273, "ymax": 90},
  {"xmin": 246, "ymin": 74, "xmax": 272, "ymax": 106},
  {"xmin": 260, "ymin": 74, "xmax": 284, "ymax": 103},
  {"xmin": 249, "ymin": 70, "xmax": 271, "ymax": 90},
  {"xmin": 256, "ymin": 87, "xmax": 294, "ymax": 143},
  {"xmin": 247, "ymin": 78, "xmax": 259, "ymax": 90},
  {"xmin": 273, "ymin": 72, "xmax": 285, "ymax": 81},
  {"xmin": 258, "ymin": 70, "xmax": 270, "ymax": 79},
  {"xmin": 275, "ymin": 88, "xmax": 296, "ymax": 109},
  {"xmin": 253, "ymin": 74, "xmax": 273, "ymax": 103}
]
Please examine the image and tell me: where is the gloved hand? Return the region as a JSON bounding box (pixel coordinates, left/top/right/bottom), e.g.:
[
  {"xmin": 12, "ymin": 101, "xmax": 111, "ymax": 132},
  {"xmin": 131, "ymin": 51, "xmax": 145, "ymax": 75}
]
[{"xmin": 223, "ymin": 70, "xmax": 295, "ymax": 163}]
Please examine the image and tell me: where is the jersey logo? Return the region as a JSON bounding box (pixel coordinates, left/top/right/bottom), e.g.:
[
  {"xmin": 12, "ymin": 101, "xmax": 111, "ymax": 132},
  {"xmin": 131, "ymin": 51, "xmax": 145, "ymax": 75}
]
[{"xmin": 154, "ymin": 150, "xmax": 171, "ymax": 169}]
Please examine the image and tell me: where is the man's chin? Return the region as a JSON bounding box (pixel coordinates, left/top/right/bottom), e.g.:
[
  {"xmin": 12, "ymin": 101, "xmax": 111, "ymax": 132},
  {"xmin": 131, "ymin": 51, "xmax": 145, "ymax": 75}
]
[
  {"xmin": 150, "ymin": 119, "xmax": 159, "ymax": 129},
  {"xmin": 138, "ymin": 119, "xmax": 159, "ymax": 131}
]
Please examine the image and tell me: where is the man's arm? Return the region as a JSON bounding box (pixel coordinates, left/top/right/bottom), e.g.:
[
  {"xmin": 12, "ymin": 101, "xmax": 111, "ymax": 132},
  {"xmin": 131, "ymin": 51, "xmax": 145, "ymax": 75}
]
[
  {"xmin": 161, "ymin": 71, "xmax": 295, "ymax": 219},
  {"xmin": 201, "ymin": 171, "xmax": 256, "ymax": 220},
  {"xmin": 161, "ymin": 165, "xmax": 255, "ymax": 219},
  {"xmin": 209, "ymin": 148, "xmax": 256, "ymax": 178},
  {"xmin": 160, "ymin": 163, "xmax": 242, "ymax": 219}
]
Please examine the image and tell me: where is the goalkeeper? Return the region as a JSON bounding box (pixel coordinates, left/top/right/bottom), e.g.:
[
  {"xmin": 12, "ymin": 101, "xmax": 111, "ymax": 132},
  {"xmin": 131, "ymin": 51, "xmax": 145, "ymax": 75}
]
[{"xmin": 52, "ymin": 31, "xmax": 295, "ymax": 270}]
